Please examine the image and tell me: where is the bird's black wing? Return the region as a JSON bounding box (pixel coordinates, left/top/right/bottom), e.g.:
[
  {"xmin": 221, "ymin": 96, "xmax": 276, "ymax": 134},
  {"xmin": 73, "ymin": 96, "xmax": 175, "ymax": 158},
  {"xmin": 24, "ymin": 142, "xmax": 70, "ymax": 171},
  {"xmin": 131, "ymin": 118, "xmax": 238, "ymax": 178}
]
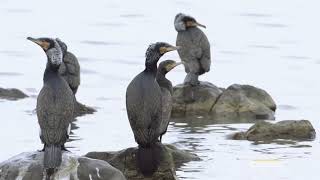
[{"xmin": 59, "ymin": 52, "xmax": 80, "ymax": 93}]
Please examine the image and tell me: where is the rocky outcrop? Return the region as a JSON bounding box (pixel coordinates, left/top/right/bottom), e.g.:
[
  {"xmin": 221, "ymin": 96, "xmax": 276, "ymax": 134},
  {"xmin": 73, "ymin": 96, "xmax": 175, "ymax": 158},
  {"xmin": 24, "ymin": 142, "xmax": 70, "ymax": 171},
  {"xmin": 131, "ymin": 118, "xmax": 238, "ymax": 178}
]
[
  {"xmin": 0, "ymin": 151, "xmax": 126, "ymax": 180},
  {"xmin": 172, "ymin": 82, "xmax": 276, "ymax": 122},
  {"xmin": 85, "ymin": 144, "xmax": 200, "ymax": 180},
  {"xmin": 172, "ymin": 82, "xmax": 222, "ymax": 116},
  {"xmin": 232, "ymin": 120, "xmax": 316, "ymax": 141},
  {"xmin": 0, "ymin": 87, "xmax": 28, "ymax": 101}
]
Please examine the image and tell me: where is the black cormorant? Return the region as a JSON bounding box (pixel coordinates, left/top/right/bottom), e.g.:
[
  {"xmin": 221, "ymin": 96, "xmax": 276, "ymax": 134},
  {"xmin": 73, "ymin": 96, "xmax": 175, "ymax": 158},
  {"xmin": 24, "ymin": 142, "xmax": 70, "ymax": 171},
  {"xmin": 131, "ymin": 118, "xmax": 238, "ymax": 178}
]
[
  {"xmin": 56, "ymin": 39, "xmax": 80, "ymax": 95},
  {"xmin": 27, "ymin": 37, "xmax": 74, "ymax": 178},
  {"xmin": 174, "ymin": 13, "xmax": 211, "ymax": 86},
  {"xmin": 156, "ymin": 60, "xmax": 182, "ymax": 141},
  {"xmin": 126, "ymin": 42, "xmax": 179, "ymax": 176}
]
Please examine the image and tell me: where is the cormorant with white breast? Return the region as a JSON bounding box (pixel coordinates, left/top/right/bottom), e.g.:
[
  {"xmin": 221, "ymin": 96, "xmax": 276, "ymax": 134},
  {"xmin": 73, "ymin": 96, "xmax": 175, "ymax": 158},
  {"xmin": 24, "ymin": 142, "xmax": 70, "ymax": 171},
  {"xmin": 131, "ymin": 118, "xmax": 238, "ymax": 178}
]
[
  {"xmin": 126, "ymin": 42, "xmax": 179, "ymax": 176},
  {"xmin": 174, "ymin": 13, "xmax": 211, "ymax": 86},
  {"xmin": 156, "ymin": 60, "xmax": 183, "ymax": 142},
  {"xmin": 27, "ymin": 37, "xmax": 74, "ymax": 179},
  {"xmin": 56, "ymin": 39, "xmax": 80, "ymax": 95}
]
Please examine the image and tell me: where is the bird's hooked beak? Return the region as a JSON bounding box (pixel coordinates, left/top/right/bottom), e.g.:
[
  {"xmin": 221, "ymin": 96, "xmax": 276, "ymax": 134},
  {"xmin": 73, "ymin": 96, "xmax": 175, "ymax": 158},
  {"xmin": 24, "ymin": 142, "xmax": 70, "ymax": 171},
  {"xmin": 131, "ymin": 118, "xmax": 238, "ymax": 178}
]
[
  {"xmin": 167, "ymin": 61, "xmax": 184, "ymax": 71},
  {"xmin": 187, "ymin": 21, "xmax": 206, "ymax": 28},
  {"xmin": 160, "ymin": 46, "xmax": 181, "ymax": 54},
  {"xmin": 27, "ymin": 37, "xmax": 50, "ymax": 50}
]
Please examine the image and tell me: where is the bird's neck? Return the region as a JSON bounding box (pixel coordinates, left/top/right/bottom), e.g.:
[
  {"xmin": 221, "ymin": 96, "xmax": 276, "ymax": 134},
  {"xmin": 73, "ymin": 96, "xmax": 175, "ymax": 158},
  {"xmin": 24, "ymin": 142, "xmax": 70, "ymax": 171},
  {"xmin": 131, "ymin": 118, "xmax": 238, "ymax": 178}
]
[
  {"xmin": 144, "ymin": 54, "xmax": 160, "ymax": 75},
  {"xmin": 156, "ymin": 72, "xmax": 172, "ymax": 93},
  {"xmin": 43, "ymin": 62, "xmax": 60, "ymax": 83},
  {"xmin": 144, "ymin": 62, "xmax": 157, "ymax": 74}
]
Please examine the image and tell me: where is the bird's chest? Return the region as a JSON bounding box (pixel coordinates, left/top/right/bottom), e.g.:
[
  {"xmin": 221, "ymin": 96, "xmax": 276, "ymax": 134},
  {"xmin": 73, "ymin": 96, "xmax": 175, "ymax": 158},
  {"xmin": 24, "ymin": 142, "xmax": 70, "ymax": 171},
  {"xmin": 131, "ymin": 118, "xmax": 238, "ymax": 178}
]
[{"xmin": 177, "ymin": 31, "xmax": 202, "ymax": 59}]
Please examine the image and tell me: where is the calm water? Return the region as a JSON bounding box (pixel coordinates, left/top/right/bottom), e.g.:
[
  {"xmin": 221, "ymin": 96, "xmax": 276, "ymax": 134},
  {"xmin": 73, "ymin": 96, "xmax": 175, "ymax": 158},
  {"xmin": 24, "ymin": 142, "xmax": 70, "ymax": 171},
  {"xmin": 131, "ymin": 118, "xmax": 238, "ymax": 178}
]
[{"xmin": 0, "ymin": 0, "xmax": 319, "ymax": 179}]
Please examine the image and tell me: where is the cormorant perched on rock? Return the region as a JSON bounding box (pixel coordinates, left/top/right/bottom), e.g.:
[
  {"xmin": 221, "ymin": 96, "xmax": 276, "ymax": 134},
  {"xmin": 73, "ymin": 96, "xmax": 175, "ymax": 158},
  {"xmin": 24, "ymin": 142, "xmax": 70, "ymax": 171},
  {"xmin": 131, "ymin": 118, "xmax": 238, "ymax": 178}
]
[
  {"xmin": 56, "ymin": 39, "xmax": 80, "ymax": 95},
  {"xmin": 126, "ymin": 42, "xmax": 179, "ymax": 176},
  {"xmin": 156, "ymin": 60, "xmax": 183, "ymax": 141},
  {"xmin": 27, "ymin": 37, "xmax": 74, "ymax": 179},
  {"xmin": 174, "ymin": 13, "xmax": 211, "ymax": 86}
]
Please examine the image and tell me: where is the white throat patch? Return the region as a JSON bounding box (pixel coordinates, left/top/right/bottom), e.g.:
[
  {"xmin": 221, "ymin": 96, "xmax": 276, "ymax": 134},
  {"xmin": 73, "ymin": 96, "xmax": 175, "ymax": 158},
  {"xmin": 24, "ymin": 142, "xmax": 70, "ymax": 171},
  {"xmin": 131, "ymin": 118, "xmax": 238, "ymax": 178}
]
[{"xmin": 47, "ymin": 39, "xmax": 63, "ymax": 65}]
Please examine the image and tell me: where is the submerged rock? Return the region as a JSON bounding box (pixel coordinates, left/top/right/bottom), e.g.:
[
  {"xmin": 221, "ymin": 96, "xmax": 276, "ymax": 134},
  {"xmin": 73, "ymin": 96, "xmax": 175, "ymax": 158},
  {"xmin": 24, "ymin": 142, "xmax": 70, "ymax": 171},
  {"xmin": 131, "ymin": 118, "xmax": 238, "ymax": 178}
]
[
  {"xmin": 85, "ymin": 144, "xmax": 200, "ymax": 180},
  {"xmin": 232, "ymin": 120, "xmax": 316, "ymax": 141},
  {"xmin": 0, "ymin": 151, "xmax": 126, "ymax": 180},
  {"xmin": 172, "ymin": 82, "xmax": 276, "ymax": 122},
  {"xmin": 74, "ymin": 101, "xmax": 96, "ymax": 117},
  {"xmin": 0, "ymin": 87, "xmax": 28, "ymax": 100}
]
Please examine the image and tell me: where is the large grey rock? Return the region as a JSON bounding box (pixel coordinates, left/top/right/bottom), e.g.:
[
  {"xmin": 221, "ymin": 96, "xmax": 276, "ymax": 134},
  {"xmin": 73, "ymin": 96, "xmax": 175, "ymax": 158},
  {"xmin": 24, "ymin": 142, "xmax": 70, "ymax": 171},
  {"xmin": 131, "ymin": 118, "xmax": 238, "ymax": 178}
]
[
  {"xmin": 0, "ymin": 151, "xmax": 126, "ymax": 180},
  {"xmin": 172, "ymin": 82, "xmax": 222, "ymax": 116},
  {"xmin": 232, "ymin": 120, "xmax": 316, "ymax": 141},
  {"xmin": 85, "ymin": 144, "xmax": 200, "ymax": 180},
  {"xmin": 0, "ymin": 87, "xmax": 28, "ymax": 101},
  {"xmin": 172, "ymin": 82, "xmax": 276, "ymax": 122},
  {"xmin": 210, "ymin": 84, "xmax": 276, "ymax": 121}
]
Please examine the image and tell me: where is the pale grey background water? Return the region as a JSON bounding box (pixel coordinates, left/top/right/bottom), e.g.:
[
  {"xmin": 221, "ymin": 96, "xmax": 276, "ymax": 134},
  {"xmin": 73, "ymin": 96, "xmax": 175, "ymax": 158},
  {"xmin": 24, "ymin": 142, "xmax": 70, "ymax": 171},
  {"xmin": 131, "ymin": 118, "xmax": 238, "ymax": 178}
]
[{"xmin": 0, "ymin": 0, "xmax": 319, "ymax": 179}]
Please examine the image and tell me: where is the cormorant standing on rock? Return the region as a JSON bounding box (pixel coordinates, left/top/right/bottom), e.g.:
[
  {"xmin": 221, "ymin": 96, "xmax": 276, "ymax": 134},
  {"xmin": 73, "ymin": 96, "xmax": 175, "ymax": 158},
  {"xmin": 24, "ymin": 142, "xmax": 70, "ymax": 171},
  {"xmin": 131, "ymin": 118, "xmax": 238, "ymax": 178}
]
[
  {"xmin": 156, "ymin": 60, "xmax": 182, "ymax": 141},
  {"xmin": 174, "ymin": 13, "xmax": 211, "ymax": 86},
  {"xmin": 56, "ymin": 39, "xmax": 80, "ymax": 95},
  {"xmin": 27, "ymin": 37, "xmax": 74, "ymax": 179},
  {"xmin": 126, "ymin": 42, "xmax": 179, "ymax": 176}
]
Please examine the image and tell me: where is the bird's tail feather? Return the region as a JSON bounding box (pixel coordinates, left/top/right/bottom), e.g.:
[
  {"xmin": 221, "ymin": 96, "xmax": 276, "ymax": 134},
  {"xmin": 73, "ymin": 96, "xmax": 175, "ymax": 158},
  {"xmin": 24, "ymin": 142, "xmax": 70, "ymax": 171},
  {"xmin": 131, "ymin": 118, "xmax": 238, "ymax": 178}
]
[
  {"xmin": 44, "ymin": 144, "xmax": 62, "ymax": 178},
  {"xmin": 137, "ymin": 143, "xmax": 164, "ymax": 176}
]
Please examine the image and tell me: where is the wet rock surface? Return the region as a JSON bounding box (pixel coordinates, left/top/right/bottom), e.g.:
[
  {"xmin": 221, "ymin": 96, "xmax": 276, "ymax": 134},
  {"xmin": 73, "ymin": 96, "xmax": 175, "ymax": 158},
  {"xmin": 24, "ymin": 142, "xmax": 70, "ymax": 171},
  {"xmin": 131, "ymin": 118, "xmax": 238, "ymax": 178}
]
[
  {"xmin": 172, "ymin": 82, "xmax": 222, "ymax": 116},
  {"xmin": 85, "ymin": 144, "xmax": 200, "ymax": 180},
  {"xmin": 232, "ymin": 120, "xmax": 316, "ymax": 141},
  {"xmin": 0, "ymin": 151, "xmax": 126, "ymax": 180},
  {"xmin": 172, "ymin": 82, "xmax": 276, "ymax": 122},
  {"xmin": 0, "ymin": 87, "xmax": 28, "ymax": 100}
]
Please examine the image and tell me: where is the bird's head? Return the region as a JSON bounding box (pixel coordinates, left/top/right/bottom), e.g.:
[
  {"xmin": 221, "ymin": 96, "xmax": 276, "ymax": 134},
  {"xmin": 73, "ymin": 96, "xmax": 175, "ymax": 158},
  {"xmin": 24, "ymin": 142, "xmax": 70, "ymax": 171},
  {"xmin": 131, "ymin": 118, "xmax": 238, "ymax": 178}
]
[
  {"xmin": 56, "ymin": 38, "xmax": 68, "ymax": 55},
  {"xmin": 158, "ymin": 60, "xmax": 183, "ymax": 75},
  {"xmin": 27, "ymin": 37, "xmax": 63, "ymax": 67},
  {"xmin": 174, "ymin": 13, "xmax": 206, "ymax": 32},
  {"xmin": 145, "ymin": 42, "xmax": 180, "ymax": 65}
]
